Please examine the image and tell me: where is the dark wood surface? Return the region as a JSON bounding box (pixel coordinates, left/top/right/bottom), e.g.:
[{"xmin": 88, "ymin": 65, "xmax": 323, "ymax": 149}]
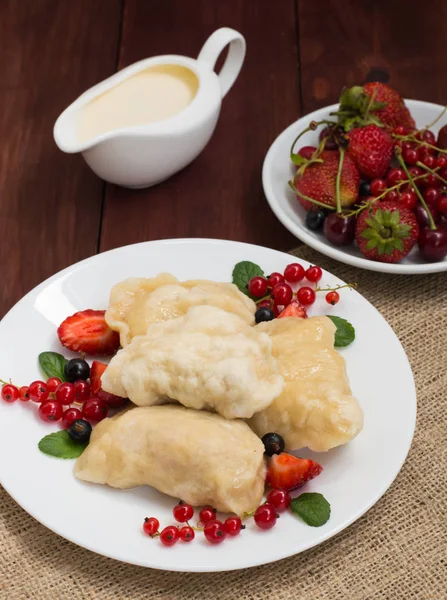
[{"xmin": 1, "ymin": 0, "xmax": 447, "ymax": 318}]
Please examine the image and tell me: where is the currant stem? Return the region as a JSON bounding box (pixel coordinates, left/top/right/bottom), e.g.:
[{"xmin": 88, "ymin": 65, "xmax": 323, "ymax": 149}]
[
  {"xmin": 315, "ymin": 283, "xmax": 357, "ymax": 293},
  {"xmin": 423, "ymin": 105, "xmax": 447, "ymax": 131},
  {"xmin": 416, "ymin": 162, "xmax": 447, "ymax": 185},
  {"xmin": 335, "ymin": 147, "xmax": 344, "ymax": 214},
  {"xmin": 288, "ymin": 180, "xmax": 336, "ymax": 211},
  {"xmin": 289, "ymin": 120, "xmax": 328, "ymax": 163},
  {"xmin": 396, "ymin": 152, "xmax": 437, "ymax": 230},
  {"xmin": 0, "ymin": 378, "xmax": 13, "ymax": 386}
]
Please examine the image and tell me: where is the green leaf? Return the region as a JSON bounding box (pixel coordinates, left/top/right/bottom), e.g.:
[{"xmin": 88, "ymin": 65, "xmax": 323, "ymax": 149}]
[
  {"xmin": 38, "ymin": 430, "xmax": 87, "ymax": 459},
  {"xmin": 389, "ymin": 210, "xmax": 400, "ymax": 226},
  {"xmin": 291, "ymin": 153, "xmax": 308, "ymax": 167},
  {"xmin": 39, "ymin": 351, "xmax": 68, "ymax": 381},
  {"xmin": 291, "ymin": 493, "xmax": 331, "ymax": 527},
  {"xmin": 327, "ymin": 315, "xmax": 355, "ymax": 347},
  {"xmin": 232, "ymin": 261, "xmax": 265, "ymax": 298}
]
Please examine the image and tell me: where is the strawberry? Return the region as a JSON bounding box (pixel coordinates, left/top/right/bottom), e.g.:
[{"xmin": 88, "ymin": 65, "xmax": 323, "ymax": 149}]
[
  {"xmin": 355, "ymin": 200, "xmax": 419, "ymax": 263},
  {"xmin": 437, "ymin": 124, "xmax": 447, "ymax": 149},
  {"xmin": 347, "ymin": 124, "xmax": 393, "ymax": 179},
  {"xmin": 266, "ymin": 453, "xmax": 323, "ymax": 492},
  {"xmin": 293, "ymin": 150, "xmax": 359, "ymax": 211},
  {"xmin": 57, "ymin": 309, "xmax": 120, "ymax": 356},
  {"xmin": 90, "ymin": 360, "xmax": 127, "ymax": 408},
  {"xmin": 363, "ymin": 82, "xmax": 415, "ymax": 131},
  {"xmin": 335, "ymin": 83, "xmax": 415, "ymax": 132},
  {"xmin": 278, "ymin": 300, "xmax": 308, "ymax": 319}
]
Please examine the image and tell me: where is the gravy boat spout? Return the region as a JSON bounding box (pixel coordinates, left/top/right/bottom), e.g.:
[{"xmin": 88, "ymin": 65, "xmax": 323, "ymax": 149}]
[{"xmin": 53, "ymin": 28, "xmax": 246, "ymax": 189}]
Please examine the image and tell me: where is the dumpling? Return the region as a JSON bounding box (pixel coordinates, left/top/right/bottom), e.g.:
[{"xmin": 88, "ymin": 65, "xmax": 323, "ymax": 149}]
[
  {"xmin": 74, "ymin": 405, "xmax": 266, "ymax": 514},
  {"xmin": 105, "ymin": 274, "xmax": 256, "ymax": 346},
  {"xmin": 249, "ymin": 316, "xmax": 363, "ymax": 452},
  {"xmin": 101, "ymin": 305, "xmax": 283, "ymax": 420}
]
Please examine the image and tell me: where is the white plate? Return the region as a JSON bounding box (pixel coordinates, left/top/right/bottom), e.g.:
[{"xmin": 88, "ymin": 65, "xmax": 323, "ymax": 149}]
[
  {"xmin": 0, "ymin": 238, "xmax": 416, "ymax": 572},
  {"xmin": 263, "ymin": 100, "xmax": 447, "ymax": 274}
]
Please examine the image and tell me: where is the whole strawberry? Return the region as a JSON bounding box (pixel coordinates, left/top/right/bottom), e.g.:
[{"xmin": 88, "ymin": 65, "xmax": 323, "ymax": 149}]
[
  {"xmin": 363, "ymin": 82, "xmax": 415, "ymax": 131},
  {"xmin": 293, "ymin": 150, "xmax": 359, "ymax": 211},
  {"xmin": 348, "ymin": 124, "xmax": 393, "ymax": 179},
  {"xmin": 437, "ymin": 124, "xmax": 447, "ymax": 149},
  {"xmin": 355, "ymin": 200, "xmax": 419, "ymax": 263}
]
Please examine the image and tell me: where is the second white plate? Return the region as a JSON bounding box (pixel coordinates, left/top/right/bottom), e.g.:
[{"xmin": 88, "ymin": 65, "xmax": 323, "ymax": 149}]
[{"xmin": 263, "ymin": 100, "xmax": 447, "ymax": 274}]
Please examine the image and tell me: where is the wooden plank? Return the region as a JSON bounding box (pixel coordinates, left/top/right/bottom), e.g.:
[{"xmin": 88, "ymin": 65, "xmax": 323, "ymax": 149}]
[
  {"xmin": 100, "ymin": 0, "xmax": 299, "ymax": 252},
  {"xmin": 0, "ymin": 0, "xmax": 122, "ymax": 317},
  {"xmin": 297, "ymin": 0, "xmax": 447, "ymax": 113}
]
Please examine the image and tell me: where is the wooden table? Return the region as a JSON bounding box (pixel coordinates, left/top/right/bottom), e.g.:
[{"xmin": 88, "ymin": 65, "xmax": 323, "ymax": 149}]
[{"xmin": 2, "ymin": 0, "xmax": 447, "ymax": 319}]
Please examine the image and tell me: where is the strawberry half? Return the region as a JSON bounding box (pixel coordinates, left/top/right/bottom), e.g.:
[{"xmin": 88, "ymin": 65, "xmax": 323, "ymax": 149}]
[
  {"xmin": 90, "ymin": 360, "xmax": 127, "ymax": 408},
  {"xmin": 57, "ymin": 309, "xmax": 120, "ymax": 356},
  {"xmin": 278, "ymin": 301, "xmax": 308, "ymax": 319},
  {"xmin": 266, "ymin": 453, "xmax": 323, "ymax": 491}
]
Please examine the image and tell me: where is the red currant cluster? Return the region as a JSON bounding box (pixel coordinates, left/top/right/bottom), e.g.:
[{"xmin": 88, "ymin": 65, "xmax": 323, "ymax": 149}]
[
  {"xmin": 143, "ymin": 490, "xmax": 291, "ymax": 547},
  {"xmin": 249, "ymin": 263, "xmax": 348, "ymax": 315},
  {"xmin": 367, "ymin": 127, "xmax": 447, "ymax": 223},
  {"xmin": 1, "ymin": 377, "xmax": 108, "ymax": 425}
]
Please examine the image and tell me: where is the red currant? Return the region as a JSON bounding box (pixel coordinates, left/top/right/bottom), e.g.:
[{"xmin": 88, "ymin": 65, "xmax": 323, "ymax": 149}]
[
  {"xmin": 402, "ymin": 141, "xmax": 415, "ymax": 152},
  {"xmin": 248, "ymin": 276, "xmax": 268, "ymax": 298},
  {"xmin": 415, "ymin": 130, "xmax": 436, "ymax": 144},
  {"xmin": 254, "ymin": 503, "xmax": 278, "ymax": 530},
  {"xmin": 74, "ymin": 380, "xmax": 90, "ymax": 402},
  {"xmin": 268, "ymin": 272, "xmax": 285, "ymax": 287},
  {"xmin": 55, "ymin": 382, "xmax": 75, "ymax": 405},
  {"xmin": 199, "ymin": 506, "xmax": 216, "ymax": 524},
  {"xmin": 386, "ymin": 168, "xmax": 406, "ymax": 186},
  {"xmin": 46, "ymin": 377, "xmax": 62, "ymax": 393},
  {"xmin": 370, "ymin": 178, "xmax": 387, "ymax": 196},
  {"xmin": 296, "ymin": 287, "xmax": 316, "ymax": 306},
  {"xmin": 422, "ymin": 155, "xmax": 436, "ymax": 169},
  {"xmin": 393, "ymin": 125, "xmax": 407, "ymax": 135},
  {"xmin": 417, "ymin": 145, "xmax": 433, "ymax": 161},
  {"xmin": 403, "ymin": 147, "xmax": 418, "ymax": 165},
  {"xmin": 438, "ymin": 196, "xmax": 447, "ymax": 215},
  {"xmin": 423, "ymin": 187, "xmax": 441, "ymax": 206},
  {"xmin": 266, "ymin": 489, "xmax": 291, "ymax": 513},
  {"xmin": 425, "ymin": 173, "xmax": 441, "ymax": 188},
  {"xmin": 173, "ymin": 501, "xmax": 194, "ymax": 523},
  {"xmin": 399, "ymin": 191, "xmax": 417, "ymax": 210},
  {"xmin": 63, "ymin": 407, "xmax": 82, "ymax": 426},
  {"xmin": 1, "ymin": 384, "xmax": 19, "ymax": 403},
  {"xmin": 283, "ymin": 262, "xmax": 305, "ymax": 283},
  {"xmin": 39, "ymin": 400, "xmax": 63, "ymax": 422},
  {"xmin": 298, "ymin": 146, "xmax": 317, "ymax": 159},
  {"xmin": 408, "ymin": 166, "xmax": 423, "ymax": 180},
  {"xmin": 179, "ymin": 526, "xmax": 195, "ymax": 542},
  {"xmin": 271, "ymin": 283, "xmax": 293, "ymax": 305},
  {"xmin": 82, "ymin": 397, "xmax": 109, "ymax": 421},
  {"xmin": 385, "ymin": 190, "xmax": 399, "ymax": 202},
  {"xmin": 143, "ymin": 517, "xmax": 160, "ymax": 536},
  {"xmin": 440, "ymin": 168, "xmax": 447, "ymax": 180},
  {"xmin": 305, "ymin": 265, "xmax": 323, "ymax": 283},
  {"xmin": 325, "ymin": 291, "xmax": 340, "ymax": 305},
  {"xmin": 257, "ymin": 299, "xmax": 271, "ymax": 309},
  {"xmin": 19, "ymin": 386, "xmax": 30, "ymax": 402},
  {"xmin": 224, "ymin": 516, "xmax": 244, "ymax": 536},
  {"xmin": 28, "ymin": 380, "xmax": 49, "ymax": 403},
  {"xmin": 204, "ymin": 520, "xmax": 227, "ymax": 544},
  {"xmin": 436, "ymin": 156, "xmax": 447, "ymax": 169},
  {"xmin": 160, "ymin": 526, "xmax": 179, "ymax": 547}
]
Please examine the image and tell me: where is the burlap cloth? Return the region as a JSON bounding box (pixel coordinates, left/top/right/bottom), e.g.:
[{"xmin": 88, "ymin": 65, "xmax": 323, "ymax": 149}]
[{"xmin": 1, "ymin": 245, "xmax": 446, "ymax": 600}]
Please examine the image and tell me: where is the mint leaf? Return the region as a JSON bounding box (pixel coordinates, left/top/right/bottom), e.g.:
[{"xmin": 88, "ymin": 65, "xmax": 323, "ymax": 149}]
[
  {"xmin": 39, "ymin": 351, "xmax": 68, "ymax": 381},
  {"xmin": 232, "ymin": 261, "xmax": 265, "ymax": 298},
  {"xmin": 38, "ymin": 430, "xmax": 87, "ymax": 459},
  {"xmin": 291, "ymin": 493, "xmax": 331, "ymax": 527},
  {"xmin": 327, "ymin": 315, "xmax": 355, "ymax": 347}
]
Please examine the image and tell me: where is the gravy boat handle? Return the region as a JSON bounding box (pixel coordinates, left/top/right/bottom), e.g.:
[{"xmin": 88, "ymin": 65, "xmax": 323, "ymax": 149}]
[{"xmin": 197, "ymin": 27, "xmax": 246, "ymax": 98}]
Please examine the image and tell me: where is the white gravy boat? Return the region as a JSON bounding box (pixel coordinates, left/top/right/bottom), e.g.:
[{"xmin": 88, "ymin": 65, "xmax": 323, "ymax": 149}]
[{"xmin": 53, "ymin": 28, "xmax": 245, "ymax": 188}]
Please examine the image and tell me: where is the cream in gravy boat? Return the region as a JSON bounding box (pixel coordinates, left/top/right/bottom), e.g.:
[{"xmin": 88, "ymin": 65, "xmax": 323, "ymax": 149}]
[{"xmin": 54, "ymin": 28, "xmax": 245, "ymax": 188}]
